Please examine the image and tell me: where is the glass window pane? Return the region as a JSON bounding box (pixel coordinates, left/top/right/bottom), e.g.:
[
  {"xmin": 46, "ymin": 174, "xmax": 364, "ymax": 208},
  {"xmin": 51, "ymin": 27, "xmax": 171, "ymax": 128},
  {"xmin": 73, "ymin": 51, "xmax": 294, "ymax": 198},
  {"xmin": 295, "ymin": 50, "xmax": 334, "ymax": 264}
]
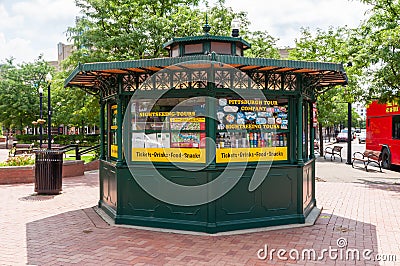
[
  {"xmin": 130, "ymin": 97, "xmax": 206, "ymax": 163},
  {"xmin": 393, "ymin": 115, "xmax": 400, "ymax": 139},
  {"xmin": 211, "ymin": 42, "xmax": 231, "ymax": 55},
  {"xmin": 185, "ymin": 43, "xmax": 202, "ymax": 55},
  {"xmin": 216, "ymin": 97, "xmax": 289, "ymax": 163}
]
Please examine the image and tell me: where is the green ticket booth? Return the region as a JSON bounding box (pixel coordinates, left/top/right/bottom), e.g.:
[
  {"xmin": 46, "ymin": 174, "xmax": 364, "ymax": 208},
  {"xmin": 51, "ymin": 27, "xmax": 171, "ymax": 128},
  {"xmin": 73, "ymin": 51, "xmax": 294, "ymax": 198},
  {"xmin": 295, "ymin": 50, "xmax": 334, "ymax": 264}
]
[{"xmin": 65, "ymin": 30, "xmax": 347, "ymax": 233}]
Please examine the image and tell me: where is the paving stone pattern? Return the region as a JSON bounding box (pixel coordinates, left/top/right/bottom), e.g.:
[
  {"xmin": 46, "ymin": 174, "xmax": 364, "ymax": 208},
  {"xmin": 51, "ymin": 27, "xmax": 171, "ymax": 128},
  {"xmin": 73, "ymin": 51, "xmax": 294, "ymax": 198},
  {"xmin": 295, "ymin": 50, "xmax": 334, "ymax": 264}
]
[{"xmin": 1, "ymin": 167, "xmax": 400, "ymax": 265}]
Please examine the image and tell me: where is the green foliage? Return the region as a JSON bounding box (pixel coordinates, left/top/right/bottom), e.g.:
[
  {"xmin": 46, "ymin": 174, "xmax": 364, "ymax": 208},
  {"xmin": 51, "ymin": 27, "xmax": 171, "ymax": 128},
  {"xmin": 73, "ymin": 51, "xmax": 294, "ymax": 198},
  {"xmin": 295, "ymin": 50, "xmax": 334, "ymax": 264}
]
[
  {"xmin": 16, "ymin": 134, "xmax": 99, "ymax": 146},
  {"xmin": 288, "ymin": 26, "xmax": 362, "ymax": 128},
  {"xmin": 355, "ymin": 0, "xmax": 400, "ymax": 102},
  {"xmin": 52, "ymin": 134, "xmax": 100, "ymax": 146},
  {"xmin": 0, "ymin": 57, "xmax": 54, "ymax": 132},
  {"xmin": 0, "ymin": 56, "xmax": 97, "ymax": 133},
  {"xmin": 0, "ymin": 155, "xmax": 35, "ymax": 166},
  {"xmin": 64, "ymin": 0, "xmax": 279, "ymax": 66},
  {"xmin": 14, "ymin": 134, "xmax": 40, "ymax": 144},
  {"xmin": 66, "ymin": 0, "xmax": 202, "ymax": 63},
  {"xmin": 51, "ymin": 75, "xmax": 99, "ymax": 128},
  {"xmin": 244, "ymin": 30, "xmax": 280, "ymax": 59},
  {"xmin": 205, "ymin": 0, "xmax": 250, "ymax": 37}
]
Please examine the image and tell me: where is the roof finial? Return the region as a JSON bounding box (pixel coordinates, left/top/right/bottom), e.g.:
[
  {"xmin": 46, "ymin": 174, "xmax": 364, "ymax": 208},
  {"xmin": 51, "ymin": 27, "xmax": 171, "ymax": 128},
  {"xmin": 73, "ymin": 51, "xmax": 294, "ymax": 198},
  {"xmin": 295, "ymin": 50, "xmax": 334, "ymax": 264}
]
[{"xmin": 203, "ymin": 13, "xmax": 211, "ymax": 35}]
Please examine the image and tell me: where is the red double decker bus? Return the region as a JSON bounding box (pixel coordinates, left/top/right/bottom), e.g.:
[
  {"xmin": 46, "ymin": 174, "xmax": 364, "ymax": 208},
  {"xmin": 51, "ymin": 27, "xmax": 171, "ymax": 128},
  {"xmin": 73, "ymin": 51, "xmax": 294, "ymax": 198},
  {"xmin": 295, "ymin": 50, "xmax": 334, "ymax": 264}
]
[{"xmin": 366, "ymin": 100, "xmax": 400, "ymax": 169}]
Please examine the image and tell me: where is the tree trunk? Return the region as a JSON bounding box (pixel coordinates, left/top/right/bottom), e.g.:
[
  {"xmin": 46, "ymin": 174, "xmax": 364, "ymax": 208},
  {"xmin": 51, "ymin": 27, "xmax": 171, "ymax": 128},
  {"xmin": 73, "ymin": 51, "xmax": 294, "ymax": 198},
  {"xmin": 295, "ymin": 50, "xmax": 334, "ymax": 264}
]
[
  {"xmin": 81, "ymin": 120, "xmax": 84, "ymax": 136},
  {"xmin": 319, "ymin": 123, "xmax": 324, "ymax": 155}
]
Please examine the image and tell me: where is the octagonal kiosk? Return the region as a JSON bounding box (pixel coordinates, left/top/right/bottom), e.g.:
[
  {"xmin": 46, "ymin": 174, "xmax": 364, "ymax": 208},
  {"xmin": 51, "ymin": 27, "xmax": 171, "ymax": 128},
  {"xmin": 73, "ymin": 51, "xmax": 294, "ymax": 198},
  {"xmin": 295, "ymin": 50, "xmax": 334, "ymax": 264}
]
[{"xmin": 65, "ymin": 31, "xmax": 347, "ymax": 233}]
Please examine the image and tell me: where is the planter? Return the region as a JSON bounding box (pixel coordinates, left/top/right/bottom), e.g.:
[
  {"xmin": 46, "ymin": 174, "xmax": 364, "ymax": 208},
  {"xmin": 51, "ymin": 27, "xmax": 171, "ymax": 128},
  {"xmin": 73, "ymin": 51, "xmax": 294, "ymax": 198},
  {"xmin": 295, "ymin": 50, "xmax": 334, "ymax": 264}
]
[{"xmin": 0, "ymin": 160, "xmax": 88, "ymax": 185}]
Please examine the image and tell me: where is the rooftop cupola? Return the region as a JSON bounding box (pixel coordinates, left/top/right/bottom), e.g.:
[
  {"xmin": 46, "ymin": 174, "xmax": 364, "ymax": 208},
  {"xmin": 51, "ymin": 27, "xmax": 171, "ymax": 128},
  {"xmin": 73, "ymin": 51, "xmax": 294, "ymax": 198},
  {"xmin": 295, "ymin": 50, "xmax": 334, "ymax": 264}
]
[{"xmin": 163, "ymin": 18, "xmax": 251, "ymax": 57}]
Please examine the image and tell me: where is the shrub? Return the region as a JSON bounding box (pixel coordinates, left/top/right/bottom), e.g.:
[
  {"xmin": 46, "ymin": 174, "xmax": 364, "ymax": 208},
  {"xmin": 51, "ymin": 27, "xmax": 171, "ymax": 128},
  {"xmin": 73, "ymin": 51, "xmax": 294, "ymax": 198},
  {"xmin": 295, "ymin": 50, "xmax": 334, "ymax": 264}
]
[
  {"xmin": 0, "ymin": 155, "xmax": 35, "ymax": 166},
  {"xmin": 16, "ymin": 134, "xmax": 100, "ymax": 147},
  {"xmin": 15, "ymin": 135, "xmax": 38, "ymax": 144}
]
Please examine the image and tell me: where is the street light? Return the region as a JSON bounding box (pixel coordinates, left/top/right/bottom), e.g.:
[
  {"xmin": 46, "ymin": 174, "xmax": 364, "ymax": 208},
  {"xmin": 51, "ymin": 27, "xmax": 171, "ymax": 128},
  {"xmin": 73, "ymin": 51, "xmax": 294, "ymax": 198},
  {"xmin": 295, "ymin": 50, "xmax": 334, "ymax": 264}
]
[
  {"xmin": 45, "ymin": 72, "xmax": 52, "ymax": 150},
  {"xmin": 231, "ymin": 18, "xmax": 240, "ymax": 37},
  {"xmin": 38, "ymin": 87, "xmax": 44, "ymax": 148},
  {"xmin": 346, "ymin": 102, "xmax": 352, "ymax": 165}
]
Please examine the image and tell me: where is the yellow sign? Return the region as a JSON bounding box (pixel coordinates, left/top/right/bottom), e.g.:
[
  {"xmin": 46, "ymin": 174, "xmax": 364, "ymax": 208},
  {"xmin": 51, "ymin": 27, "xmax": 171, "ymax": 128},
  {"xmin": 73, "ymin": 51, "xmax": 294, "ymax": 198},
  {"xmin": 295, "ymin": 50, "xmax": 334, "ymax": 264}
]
[
  {"xmin": 386, "ymin": 102, "xmax": 399, "ymax": 113},
  {"xmin": 132, "ymin": 148, "xmax": 206, "ymax": 163},
  {"xmin": 111, "ymin": 145, "xmax": 118, "ymax": 158},
  {"xmin": 227, "ymin": 99, "xmax": 278, "ymax": 105},
  {"xmin": 216, "ymin": 147, "xmax": 288, "ymax": 163},
  {"xmin": 225, "ymin": 124, "xmax": 280, "ymax": 130},
  {"xmin": 139, "ymin": 111, "xmax": 195, "ymax": 117}
]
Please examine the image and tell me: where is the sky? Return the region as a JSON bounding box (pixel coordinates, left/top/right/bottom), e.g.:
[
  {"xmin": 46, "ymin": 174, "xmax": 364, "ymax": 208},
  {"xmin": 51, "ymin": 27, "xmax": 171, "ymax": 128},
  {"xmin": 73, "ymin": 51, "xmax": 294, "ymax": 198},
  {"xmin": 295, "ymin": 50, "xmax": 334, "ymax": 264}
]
[{"xmin": 0, "ymin": 0, "xmax": 371, "ymax": 64}]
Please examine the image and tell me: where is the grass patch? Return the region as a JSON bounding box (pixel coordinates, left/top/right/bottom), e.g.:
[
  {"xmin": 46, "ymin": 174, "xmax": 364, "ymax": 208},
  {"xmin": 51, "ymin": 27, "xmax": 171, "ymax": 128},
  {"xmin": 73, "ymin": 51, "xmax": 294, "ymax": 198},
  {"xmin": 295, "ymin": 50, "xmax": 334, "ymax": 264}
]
[{"xmin": 64, "ymin": 155, "xmax": 95, "ymax": 164}]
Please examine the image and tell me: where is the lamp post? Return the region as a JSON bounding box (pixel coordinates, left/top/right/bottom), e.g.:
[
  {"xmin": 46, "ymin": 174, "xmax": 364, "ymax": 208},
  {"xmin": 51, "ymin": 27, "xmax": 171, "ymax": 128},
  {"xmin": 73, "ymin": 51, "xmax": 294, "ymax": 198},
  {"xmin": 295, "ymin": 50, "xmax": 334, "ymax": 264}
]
[
  {"xmin": 231, "ymin": 18, "xmax": 240, "ymax": 37},
  {"xmin": 344, "ymin": 62, "xmax": 353, "ymax": 165},
  {"xmin": 346, "ymin": 102, "xmax": 352, "ymax": 165},
  {"xmin": 45, "ymin": 73, "xmax": 52, "ymax": 150},
  {"xmin": 38, "ymin": 87, "xmax": 44, "ymax": 148}
]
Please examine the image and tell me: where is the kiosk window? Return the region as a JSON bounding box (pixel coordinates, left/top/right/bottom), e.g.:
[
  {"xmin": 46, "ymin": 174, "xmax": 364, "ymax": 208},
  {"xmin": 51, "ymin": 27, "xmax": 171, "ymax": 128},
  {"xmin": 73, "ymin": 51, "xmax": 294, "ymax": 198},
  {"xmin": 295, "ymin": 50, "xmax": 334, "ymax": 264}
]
[
  {"xmin": 130, "ymin": 97, "xmax": 206, "ymax": 163},
  {"xmin": 108, "ymin": 104, "xmax": 118, "ymax": 159},
  {"xmin": 215, "ymin": 97, "xmax": 289, "ymax": 163},
  {"xmin": 302, "ymin": 102, "xmax": 311, "ymax": 160}
]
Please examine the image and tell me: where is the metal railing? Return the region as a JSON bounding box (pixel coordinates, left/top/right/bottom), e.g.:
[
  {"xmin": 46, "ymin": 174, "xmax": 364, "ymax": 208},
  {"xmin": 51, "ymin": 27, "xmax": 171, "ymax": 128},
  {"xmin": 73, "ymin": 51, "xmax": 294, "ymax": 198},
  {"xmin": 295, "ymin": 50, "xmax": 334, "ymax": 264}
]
[
  {"xmin": 76, "ymin": 145, "xmax": 100, "ymax": 160},
  {"xmin": 60, "ymin": 144, "xmax": 79, "ymax": 158},
  {"xmin": 60, "ymin": 144, "xmax": 100, "ymax": 160}
]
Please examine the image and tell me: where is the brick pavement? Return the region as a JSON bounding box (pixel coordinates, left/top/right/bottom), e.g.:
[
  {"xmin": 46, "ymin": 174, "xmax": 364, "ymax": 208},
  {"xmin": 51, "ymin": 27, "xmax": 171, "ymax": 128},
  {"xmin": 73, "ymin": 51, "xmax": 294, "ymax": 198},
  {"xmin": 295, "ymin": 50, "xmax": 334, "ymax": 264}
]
[{"xmin": 1, "ymin": 167, "xmax": 400, "ymax": 265}]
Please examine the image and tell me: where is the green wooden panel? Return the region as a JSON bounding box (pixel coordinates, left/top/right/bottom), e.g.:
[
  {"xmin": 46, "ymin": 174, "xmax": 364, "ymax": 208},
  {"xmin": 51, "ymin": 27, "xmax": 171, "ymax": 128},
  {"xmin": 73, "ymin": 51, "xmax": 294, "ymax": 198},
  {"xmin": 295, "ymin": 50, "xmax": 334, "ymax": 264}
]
[
  {"xmin": 99, "ymin": 160, "xmax": 117, "ymax": 210},
  {"xmin": 116, "ymin": 167, "xmax": 209, "ymax": 223},
  {"xmin": 97, "ymin": 163, "xmax": 313, "ymax": 233},
  {"xmin": 162, "ymin": 35, "xmax": 251, "ymax": 49}
]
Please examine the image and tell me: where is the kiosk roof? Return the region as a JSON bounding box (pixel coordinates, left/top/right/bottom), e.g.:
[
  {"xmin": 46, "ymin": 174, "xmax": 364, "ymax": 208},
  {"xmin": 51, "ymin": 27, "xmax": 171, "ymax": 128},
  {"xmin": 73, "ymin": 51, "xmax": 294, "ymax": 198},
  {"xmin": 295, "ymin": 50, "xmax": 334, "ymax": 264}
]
[{"xmin": 64, "ymin": 54, "xmax": 347, "ymax": 92}]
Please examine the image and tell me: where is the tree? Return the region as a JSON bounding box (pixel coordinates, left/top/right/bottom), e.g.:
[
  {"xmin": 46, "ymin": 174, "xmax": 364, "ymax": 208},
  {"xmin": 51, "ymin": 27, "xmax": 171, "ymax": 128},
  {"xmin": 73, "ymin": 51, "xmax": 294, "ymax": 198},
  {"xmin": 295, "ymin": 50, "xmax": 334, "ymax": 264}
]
[
  {"xmin": 51, "ymin": 76, "xmax": 99, "ymax": 134},
  {"xmin": 64, "ymin": 0, "xmax": 279, "ymax": 68},
  {"xmin": 355, "ymin": 0, "xmax": 400, "ymax": 103},
  {"xmin": 288, "ymin": 27, "xmax": 362, "ymax": 152},
  {"xmin": 65, "ymin": 0, "xmax": 203, "ymax": 64},
  {"xmin": 244, "ymin": 30, "xmax": 280, "ymax": 59},
  {"xmin": 0, "ymin": 57, "xmax": 54, "ymax": 133}
]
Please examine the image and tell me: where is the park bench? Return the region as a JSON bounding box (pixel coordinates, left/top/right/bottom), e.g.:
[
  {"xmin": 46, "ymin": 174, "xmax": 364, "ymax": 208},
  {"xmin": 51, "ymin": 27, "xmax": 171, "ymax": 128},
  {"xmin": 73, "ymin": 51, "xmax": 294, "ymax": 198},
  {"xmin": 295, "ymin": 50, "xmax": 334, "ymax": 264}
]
[
  {"xmin": 351, "ymin": 149, "xmax": 382, "ymax": 172},
  {"xmin": 323, "ymin": 145, "xmax": 343, "ymax": 162},
  {"xmin": 9, "ymin": 143, "xmax": 34, "ymax": 157}
]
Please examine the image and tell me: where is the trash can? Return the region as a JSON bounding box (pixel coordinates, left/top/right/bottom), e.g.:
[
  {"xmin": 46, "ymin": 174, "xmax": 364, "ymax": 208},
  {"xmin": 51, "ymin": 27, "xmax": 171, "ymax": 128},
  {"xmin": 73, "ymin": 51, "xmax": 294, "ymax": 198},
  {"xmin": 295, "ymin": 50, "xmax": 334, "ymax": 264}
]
[{"xmin": 35, "ymin": 150, "xmax": 63, "ymax": 194}]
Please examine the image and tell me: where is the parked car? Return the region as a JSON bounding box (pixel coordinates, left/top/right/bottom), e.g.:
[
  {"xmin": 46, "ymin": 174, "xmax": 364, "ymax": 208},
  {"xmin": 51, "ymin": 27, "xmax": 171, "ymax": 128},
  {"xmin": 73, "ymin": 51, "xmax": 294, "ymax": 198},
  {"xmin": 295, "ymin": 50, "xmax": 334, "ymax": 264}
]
[
  {"xmin": 336, "ymin": 131, "xmax": 348, "ymax": 142},
  {"xmin": 336, "ymin": 128, "xmax": 356, "ymax": 142},
  {"xmin": 358, "ymin": 131, "xmax": 366, "ymax": 143},
  {"xmin": 355, "ymin": 128, "xmax": 365, "ymax": 138}
]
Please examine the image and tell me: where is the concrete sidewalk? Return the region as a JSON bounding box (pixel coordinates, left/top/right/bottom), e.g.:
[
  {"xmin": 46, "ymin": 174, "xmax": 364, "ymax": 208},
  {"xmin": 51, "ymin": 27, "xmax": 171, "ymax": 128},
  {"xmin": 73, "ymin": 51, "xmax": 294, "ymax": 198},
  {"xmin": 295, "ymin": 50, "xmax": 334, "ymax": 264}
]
[
  {"xmin": 0, "ymin": 147, "xmax": 10, "ymax": 162},
  {"xmin": 1, "ymin": 162, "xmax": 400, "ymax": 265},
  {"xmin": 316, "ymin": 155, "xmax": 400, "ymax": 184}
]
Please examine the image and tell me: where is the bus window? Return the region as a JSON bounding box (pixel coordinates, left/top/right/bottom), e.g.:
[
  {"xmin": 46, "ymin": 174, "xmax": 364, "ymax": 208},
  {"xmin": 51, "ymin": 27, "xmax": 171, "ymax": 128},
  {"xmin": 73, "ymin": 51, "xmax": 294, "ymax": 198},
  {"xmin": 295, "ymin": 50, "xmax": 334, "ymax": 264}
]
[{"xmin": 393, "ymin": 115, "xmax": 400, "ymax": 139}]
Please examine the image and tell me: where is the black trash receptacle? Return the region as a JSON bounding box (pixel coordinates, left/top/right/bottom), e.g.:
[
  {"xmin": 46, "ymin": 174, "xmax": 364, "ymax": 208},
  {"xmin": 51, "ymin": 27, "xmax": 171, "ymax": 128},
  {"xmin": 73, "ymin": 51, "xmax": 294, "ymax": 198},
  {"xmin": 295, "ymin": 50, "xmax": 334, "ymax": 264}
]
[{"xmin": 35, "ymin": 150, "xmax": 63, "ymax": 194}]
